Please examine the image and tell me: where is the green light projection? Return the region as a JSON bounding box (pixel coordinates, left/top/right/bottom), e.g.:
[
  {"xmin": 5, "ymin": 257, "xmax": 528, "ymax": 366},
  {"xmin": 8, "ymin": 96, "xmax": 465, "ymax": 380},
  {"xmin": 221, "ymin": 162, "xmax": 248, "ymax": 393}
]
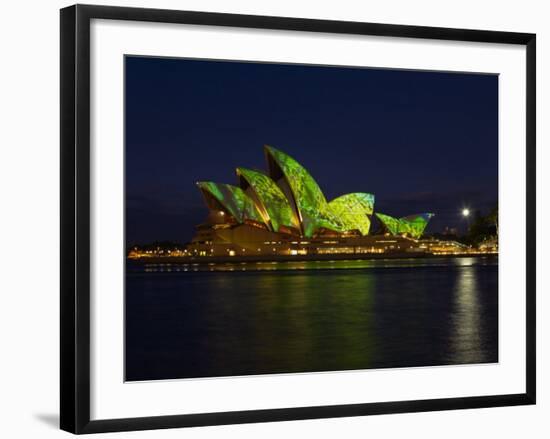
[
  {"xmin": 236, "ymin": 167, "xmax": 300, "ymax": 232},
  {"xmin": 197, "ymin": 182, "xmax": 265, "ymax": 224},
  {"xmin": 196, "ymin": 146, "xmax": 434, "ymax": 239},
  {"xmin": 400, "ymin": 213, "xmax": 434, "ymax": 238},
  {"xmin": 375, "ymin": 213, "xmax": 401, "ymax": 236},
  {"xmin": 375, "ymin": 212, "xmax": 434, "ymax": 239},
  {"xmin": 264, "ymin": 145, "xmax": 344, "ymax": 237},
  {"xmin": 328, "ymin": 193, "xmax": 375, "ymax": 235}
]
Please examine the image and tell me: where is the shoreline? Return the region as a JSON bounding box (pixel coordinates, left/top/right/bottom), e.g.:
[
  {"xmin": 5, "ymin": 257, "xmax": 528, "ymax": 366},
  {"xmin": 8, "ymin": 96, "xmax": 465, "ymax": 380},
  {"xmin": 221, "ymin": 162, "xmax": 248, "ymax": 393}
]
[{"xmin": 128, "ymin": 252, "xmax": 498, "ymax": 265}]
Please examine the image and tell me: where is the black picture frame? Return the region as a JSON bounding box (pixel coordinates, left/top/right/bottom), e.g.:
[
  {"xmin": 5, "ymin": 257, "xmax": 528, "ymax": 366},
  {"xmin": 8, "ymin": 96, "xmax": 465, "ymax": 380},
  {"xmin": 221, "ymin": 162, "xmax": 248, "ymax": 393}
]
[{"xmin": 60, "ymin": 4, "xmax": 536, "ymax": 434}]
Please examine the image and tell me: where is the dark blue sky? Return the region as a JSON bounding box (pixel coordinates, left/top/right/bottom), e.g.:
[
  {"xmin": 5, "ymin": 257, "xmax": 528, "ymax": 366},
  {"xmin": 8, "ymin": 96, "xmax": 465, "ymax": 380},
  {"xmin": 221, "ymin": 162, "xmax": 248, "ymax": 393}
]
[{"xmin": 125, "ymin": 56, "xmax": 498, "ymax": 244}]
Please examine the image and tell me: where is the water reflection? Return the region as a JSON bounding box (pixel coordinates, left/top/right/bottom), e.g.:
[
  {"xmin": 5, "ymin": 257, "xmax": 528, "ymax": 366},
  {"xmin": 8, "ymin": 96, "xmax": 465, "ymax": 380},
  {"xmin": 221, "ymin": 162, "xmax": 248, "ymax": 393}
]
[
  {"xmin": 125, "ymin": 257, "xmax": 498, "ymax": 381},
  {"xmin": 134, "ymin": 256, "xmax": 496, "ymax": 274},
  {"xmin": 450, "ymin": 267, "xmax": 481, "ymax": 363}
]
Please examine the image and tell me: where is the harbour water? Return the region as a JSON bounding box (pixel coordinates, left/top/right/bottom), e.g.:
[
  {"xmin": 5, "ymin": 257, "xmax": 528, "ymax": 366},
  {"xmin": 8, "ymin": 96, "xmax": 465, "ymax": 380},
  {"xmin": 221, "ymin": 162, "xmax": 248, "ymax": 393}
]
[{"xmin": 125, "ymin": 256, "xmax": 498, "ymax": 381}]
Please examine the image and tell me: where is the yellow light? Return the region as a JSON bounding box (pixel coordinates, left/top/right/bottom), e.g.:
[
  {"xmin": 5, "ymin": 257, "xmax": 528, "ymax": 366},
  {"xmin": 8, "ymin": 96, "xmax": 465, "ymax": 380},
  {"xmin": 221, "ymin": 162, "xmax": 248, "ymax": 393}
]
[{"xmin": 462, "ymin": 208, "xmax": 470, "ymax": 217}]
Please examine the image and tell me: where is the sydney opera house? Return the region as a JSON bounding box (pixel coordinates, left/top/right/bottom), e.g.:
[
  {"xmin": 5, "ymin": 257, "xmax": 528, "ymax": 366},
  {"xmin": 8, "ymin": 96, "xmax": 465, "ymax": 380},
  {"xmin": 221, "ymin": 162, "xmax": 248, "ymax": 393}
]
[{"xmin": 188, "ymin": 146, "xmax": 434, "ymax": 258}]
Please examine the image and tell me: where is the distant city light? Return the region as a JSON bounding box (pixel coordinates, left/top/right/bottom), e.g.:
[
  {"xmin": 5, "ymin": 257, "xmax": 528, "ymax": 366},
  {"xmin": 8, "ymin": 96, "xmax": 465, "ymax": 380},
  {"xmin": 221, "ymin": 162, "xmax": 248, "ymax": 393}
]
[{"xmin": 462, "ymin": 208, "xmax": 470, "ymax": 217}]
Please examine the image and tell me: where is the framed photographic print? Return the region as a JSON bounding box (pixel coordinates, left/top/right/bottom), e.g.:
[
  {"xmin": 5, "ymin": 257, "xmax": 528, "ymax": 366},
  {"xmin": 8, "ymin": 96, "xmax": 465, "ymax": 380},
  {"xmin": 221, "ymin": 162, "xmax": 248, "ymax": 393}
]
[{"xmin": 60, "ymin": 4, "xmax": 536, "ymax": 434}]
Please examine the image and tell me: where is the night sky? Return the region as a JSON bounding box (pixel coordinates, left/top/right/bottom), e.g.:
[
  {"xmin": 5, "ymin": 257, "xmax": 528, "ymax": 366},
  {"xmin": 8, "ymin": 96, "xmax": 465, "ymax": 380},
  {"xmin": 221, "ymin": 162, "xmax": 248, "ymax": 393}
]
[{"xmin": 125, "ymin": 56, "xmax": 498, "ymax": 245}]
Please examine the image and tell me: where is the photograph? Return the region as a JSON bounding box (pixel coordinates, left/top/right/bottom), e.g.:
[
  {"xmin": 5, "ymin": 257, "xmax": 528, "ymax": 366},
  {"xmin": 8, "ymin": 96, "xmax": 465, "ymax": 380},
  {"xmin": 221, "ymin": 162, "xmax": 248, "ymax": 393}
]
[
  {"xmin": 124, "ymin": 56, "xmax": 499, "ymax": 382},
  {"xmin": 0, "ymin": 0, "xmax": 541, "ymax": 436}
]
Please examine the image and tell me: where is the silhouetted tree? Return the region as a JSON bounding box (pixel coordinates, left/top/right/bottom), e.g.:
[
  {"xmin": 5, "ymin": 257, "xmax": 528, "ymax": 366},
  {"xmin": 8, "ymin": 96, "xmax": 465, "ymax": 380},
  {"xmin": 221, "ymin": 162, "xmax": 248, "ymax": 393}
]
[{"xmin": 464, "ymin": 205, "xmax": 498, "ymax": 245}]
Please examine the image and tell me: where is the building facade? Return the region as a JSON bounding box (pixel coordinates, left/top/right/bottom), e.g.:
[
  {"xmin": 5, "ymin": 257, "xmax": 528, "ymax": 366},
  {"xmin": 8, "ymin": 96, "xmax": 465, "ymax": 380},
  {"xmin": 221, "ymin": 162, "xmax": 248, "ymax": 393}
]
[{"xmin": 189, "ymin": 145, "xmax": 434, "ymax": 257}]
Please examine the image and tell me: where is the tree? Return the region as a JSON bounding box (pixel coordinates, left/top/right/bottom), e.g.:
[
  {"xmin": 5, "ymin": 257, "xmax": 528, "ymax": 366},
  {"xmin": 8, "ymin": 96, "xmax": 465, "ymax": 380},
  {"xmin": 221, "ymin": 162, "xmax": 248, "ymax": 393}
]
[{"xmin": 464, "ymin": 205, "xmax": 498, "ymax": 245}]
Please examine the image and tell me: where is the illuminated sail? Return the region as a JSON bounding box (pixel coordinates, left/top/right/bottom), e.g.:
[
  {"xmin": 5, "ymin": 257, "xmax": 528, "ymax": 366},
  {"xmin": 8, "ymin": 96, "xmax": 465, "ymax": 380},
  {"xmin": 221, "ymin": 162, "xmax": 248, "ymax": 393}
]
[
  {"xmin": 400, "ymin": 213, "xmax": 435, "ymax": 238},
  {"xmin": 376, "ymin": 212, "xmax": 434, "ymax": 238},
  {"xmin": 236, "ymin": 167, "xmax": 300, "ymax": 232},
  {"xmin": 196, "ymin": 146, "xmax": 433, "ymax": 240},
  {"xmin": 328, "ymin": 193, "xmax": 375, "ymax": 235},
  {"xmin": 197, "ymin": 182, "xmax": 265, "ymax": 224},
  {"xmin": 264, "ymin": 145, "xmax": 344, "ymax": 237}
]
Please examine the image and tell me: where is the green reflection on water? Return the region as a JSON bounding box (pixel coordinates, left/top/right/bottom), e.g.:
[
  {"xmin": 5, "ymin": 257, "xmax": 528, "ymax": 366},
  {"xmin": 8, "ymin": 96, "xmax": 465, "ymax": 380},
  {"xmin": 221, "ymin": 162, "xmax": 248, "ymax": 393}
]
[{"xmin": 199, "ymin": 271, "xmax": 377, "ymax": 374}]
